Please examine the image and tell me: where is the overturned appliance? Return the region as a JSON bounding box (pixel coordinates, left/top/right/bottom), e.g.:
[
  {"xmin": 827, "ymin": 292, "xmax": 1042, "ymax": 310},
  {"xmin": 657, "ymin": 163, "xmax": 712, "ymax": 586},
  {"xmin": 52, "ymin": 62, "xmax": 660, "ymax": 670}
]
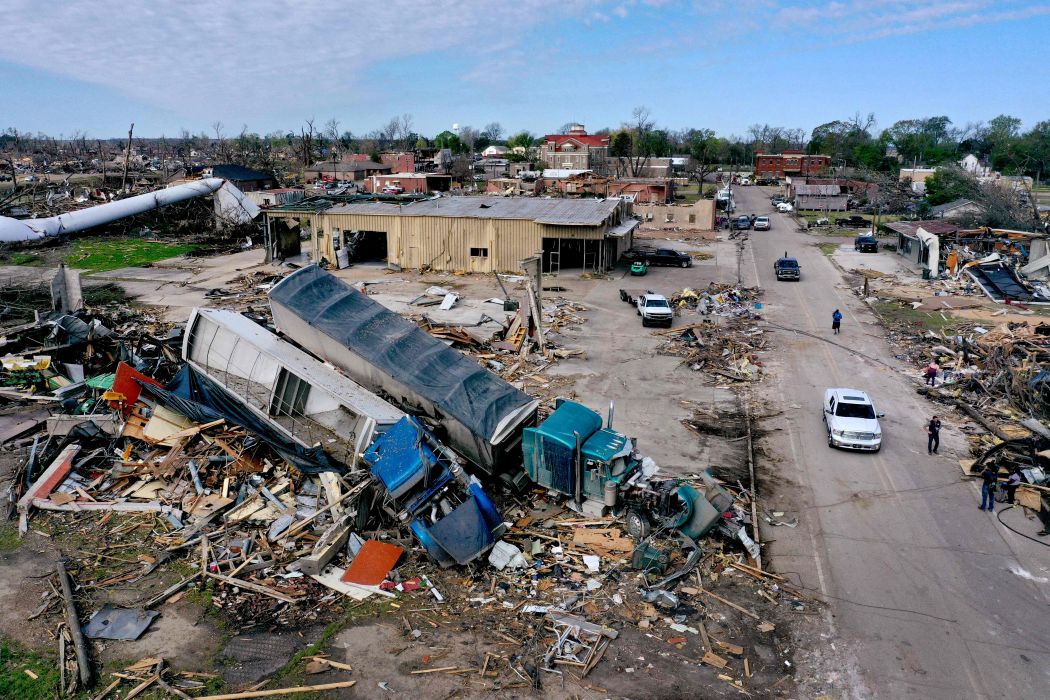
[
  {"xmin": 180, "ymin": 308, "xmax": 404, "ymax": 469},
  {"xmin": 523, "ymin": 398, "xmax": 758, "ymax": 558},
  {"xmin": 268, "ymin": 265, "xmax": 539, "ymax": 483},
  {"xmin": 365, "ymin": 416, "xmax": 506, "ymax": 567}
]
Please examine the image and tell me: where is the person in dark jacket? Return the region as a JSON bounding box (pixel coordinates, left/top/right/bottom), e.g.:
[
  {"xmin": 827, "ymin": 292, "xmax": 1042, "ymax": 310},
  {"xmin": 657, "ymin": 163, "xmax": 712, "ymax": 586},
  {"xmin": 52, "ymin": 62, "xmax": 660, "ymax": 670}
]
[
  {"xmin": 832, "ymin": 309, "xmax": 843, "ymax": 334},
  {"xmin": 980, "ymin": 464, "xmax": 998, "ymax": 511},
  {"xmin": 927, "ymin": 415, "xmax": 941, "ymax": 455}
]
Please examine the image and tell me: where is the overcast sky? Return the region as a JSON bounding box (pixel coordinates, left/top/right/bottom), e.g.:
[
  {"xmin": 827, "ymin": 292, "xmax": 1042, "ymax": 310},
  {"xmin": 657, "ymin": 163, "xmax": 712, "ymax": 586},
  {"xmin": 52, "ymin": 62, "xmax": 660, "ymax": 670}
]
[{"xmin": 3, "ymin": 0, "xmax": 1049, "ymax": 140}]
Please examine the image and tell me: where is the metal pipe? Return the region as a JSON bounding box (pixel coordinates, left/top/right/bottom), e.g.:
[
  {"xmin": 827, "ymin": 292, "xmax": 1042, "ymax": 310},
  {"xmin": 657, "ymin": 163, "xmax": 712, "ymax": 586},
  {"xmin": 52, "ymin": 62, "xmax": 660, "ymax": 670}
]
[
  {"xmin": 0, "ymin": 178, "xmax": 227, "ymax": 242},
  {"xmin": 573, "ymin": 431, "xmax": 583, "ymax": 508}
]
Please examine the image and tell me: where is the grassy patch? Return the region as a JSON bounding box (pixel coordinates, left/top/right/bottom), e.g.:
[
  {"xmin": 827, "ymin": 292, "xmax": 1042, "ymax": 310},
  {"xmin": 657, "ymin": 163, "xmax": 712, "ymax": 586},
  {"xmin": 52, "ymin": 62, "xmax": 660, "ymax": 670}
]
[
  {"xmin": 66, "ymin": 238, "xmax": 197, "ymax": 273},
  {"xmin": 2, "ymin": 252, "xmax": 45, "ymax": 266},
  {"xmin": 818, "ymin": 243, "xmax": 839, "ymax": 255},
  {"xmin": 0, "ymin": 642, "xmax": 60, "ymax": 700},
  {"xmin": 0, "ymin": 522, "xmax": 21, "ymax": 552},
  {"xmin": 871, "ymin": 300, "xmax": 962, "ymax": 333},
  {"xmin": 82, "ymin": 283, "xmax": 132, "ymax": 306}
]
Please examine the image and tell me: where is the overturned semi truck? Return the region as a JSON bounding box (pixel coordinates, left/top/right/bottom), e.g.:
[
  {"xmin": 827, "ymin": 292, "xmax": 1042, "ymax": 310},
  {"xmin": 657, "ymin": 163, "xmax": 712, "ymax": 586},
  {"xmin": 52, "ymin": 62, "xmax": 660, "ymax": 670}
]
[{"xmin": 268, "ymin": 265, "xmax": 539, "ymax": 487}]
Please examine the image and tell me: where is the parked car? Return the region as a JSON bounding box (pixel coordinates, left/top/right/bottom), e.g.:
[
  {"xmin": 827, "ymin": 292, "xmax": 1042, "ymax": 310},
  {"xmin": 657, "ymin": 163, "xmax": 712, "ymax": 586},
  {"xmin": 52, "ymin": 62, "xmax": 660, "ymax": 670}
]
[
  {"xmin": 822, "ymin": 388, "xmax": 883, "ymax": 452},
  {"xmin": 624, "ymin": 248, "xmax": 693, "ymax": 268},
  {"xmin": 770, "ymin": 195, "xmax": 786, "ymax": 205},
  {"xmin": 753, "ymin": 216, "xmax": 771, "ymax": 231},
  {"xmin": 774, "ymin": 255, "xmax": 801, "ymax": 281},
  {"xmin": 630, "ymin": 260, "xmax": 648, "ymax": 276},
  {"xmin": 776, "ymin": 202, "xmax": 794, "ymax": 213},
  {"xmin": 734, "ymin": 215, "xmax": 752, "ymax": 230},
  {"xmin": 382, "ymin": 185, "xmax": 405, "ymax": 194},
  {"xmin": 756, "ymin": 177, "xmax": 779, "ymax": 186},
  {"xmin": 636, "ymin": 292, "xmax": 674, "ymax": 327},
  {"xmin": 836, "ymin": 215, "xmax": 868, "ymax": 228},
  {"xmin": 854, "ymin": 235, "xmax": 878, "ymax": 253}
]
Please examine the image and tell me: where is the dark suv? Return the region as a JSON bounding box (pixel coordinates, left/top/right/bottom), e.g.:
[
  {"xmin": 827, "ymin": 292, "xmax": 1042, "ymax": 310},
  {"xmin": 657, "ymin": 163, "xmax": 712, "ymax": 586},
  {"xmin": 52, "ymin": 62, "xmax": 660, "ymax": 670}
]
[
  {"xmin": 774, "ymin": 256, "xmax": 801, "ymax": 281},
  {"xmin": 854, "ymin": 235, "xmax": 878, "ymax": 253},
  {"xmin": 836, "ymin": 215, "xmax": 869, "ymax": 228}
]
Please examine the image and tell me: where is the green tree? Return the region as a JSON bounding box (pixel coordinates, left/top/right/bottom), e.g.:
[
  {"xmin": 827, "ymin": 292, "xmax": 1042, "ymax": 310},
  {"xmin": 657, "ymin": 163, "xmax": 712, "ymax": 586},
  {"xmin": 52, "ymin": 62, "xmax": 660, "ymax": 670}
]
[
  {"xmin": 687, "ymin": 129, "xmax": 726, "ymax": 195},
  {"xmin": 433, "ymin": 130, "xmax": 463, "ymax": 153},
  {"xmin": 924, "ymin": 167, "xmax": 978, "ymax": 205},
  {"xmin": 987, "ymin": 114, "xmax": 1022, "ymax": 172}
]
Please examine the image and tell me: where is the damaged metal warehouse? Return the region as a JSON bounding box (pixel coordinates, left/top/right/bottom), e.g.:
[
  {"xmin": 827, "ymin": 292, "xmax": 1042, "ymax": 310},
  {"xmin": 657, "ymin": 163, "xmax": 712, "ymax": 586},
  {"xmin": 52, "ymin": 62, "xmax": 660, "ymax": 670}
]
[{"xmin": 263, "ymin": 196, "xmax": 639, "ymax": 274}]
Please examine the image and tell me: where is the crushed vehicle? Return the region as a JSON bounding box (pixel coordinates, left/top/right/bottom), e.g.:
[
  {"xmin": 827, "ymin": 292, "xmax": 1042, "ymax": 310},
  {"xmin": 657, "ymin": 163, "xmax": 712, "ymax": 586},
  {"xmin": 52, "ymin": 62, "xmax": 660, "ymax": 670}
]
[
  {"xmin": 269, "ymin": 265, "xmax": 539, "ymax": 486},
  {"xmin": 365, "ymin": 416, "xmax": 506, "ymax": 567},
  {"xmin": 822, "ymin": 388, "xmax": 884, "ymax": 452},
  {"xmin": 774, "ymin": 255, "xmax": 801, "ymax": 281},
  {"xmin": 522, "ymin": 399, "xmax": 759, "ymax": 558}
]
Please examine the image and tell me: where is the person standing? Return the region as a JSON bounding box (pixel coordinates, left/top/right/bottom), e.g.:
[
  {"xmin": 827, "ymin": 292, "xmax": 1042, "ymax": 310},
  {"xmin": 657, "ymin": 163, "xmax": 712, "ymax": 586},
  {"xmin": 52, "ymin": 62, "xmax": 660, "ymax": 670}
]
[
  {"xmin": 927, "ymin": 415, "xmax": 941, "ymax": 455},
  {"xmin": 925, "ymin": 362, "xmax": 939, "ymax": 386},
  {"xmin": 979, "ymin": 464, "xmax": 998, "ymax": 511},
  {"xmin": 832, "ymin": 309, "xmax": 843, "ymax": 334},
  {"xmin": 1005, "ymin": 467, "xmax": 1022, "ymax": 505}
]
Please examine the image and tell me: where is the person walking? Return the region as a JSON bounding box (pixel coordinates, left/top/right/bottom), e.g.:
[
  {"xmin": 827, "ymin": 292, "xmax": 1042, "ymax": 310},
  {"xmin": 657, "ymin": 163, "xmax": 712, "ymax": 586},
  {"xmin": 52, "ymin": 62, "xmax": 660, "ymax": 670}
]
[
  {"xmin": 1005, "ymin": 467, "xmax": 1022, "ymax": 505},
  {"xmin": 979, "ymin": 464, "xmax": 998, "ymax": 511},
  {"xmin": 832, "ymin": 309, "xmax": 843, "ymax": 335},
  {"xmin": 925, "ymin": 362, "xmax": 939, "ymax": 386},
  {"xmin": 927, "ymin": 415, "xmax": 941, "ymax": 455}
]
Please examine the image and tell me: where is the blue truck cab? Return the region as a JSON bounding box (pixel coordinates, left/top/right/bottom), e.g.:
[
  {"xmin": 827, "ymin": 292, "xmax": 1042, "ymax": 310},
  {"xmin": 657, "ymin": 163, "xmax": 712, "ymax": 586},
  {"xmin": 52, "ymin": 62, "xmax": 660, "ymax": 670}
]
[
  {"xmin": 522, "ymin": 399, "xmax": 639, "ymax": 507},
  {"xmin": 364, "ymin": 417, "xmax": 506, "ymax": 567}
]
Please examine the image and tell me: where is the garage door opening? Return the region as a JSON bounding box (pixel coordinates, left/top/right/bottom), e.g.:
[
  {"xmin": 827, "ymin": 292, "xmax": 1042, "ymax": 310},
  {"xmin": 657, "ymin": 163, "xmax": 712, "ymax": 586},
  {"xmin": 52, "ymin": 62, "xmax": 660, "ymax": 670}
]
[
  {"xmin": 340, "ymin": 230, "xmax": 388, "ymax": 267},
  {"xmin": 542, "ymin": 238, "xmax": 603, "ymax": 274}
]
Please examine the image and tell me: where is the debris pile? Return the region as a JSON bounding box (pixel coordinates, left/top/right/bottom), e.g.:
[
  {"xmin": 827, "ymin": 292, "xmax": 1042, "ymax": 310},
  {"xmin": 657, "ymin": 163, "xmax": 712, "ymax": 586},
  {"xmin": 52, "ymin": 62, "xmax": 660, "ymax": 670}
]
[{"xmin": 1, "ymin": 264, "xmax": 797, "ymax": 695}]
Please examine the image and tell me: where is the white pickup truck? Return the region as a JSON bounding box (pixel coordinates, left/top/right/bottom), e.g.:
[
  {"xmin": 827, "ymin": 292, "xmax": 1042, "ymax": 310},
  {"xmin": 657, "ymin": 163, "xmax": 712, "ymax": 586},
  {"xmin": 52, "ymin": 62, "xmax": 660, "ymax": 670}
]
[{"xmin": 636, "ymin": 292, "xmax": 674, "ymax": 328}]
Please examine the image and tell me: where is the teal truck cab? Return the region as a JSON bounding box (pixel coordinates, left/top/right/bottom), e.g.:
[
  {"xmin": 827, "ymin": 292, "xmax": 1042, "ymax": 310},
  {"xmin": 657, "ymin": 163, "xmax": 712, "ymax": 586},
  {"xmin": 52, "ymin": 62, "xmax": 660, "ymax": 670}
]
[{"xmin": 522, "ymin": 399, "xmax": 759, "ymax": 557}]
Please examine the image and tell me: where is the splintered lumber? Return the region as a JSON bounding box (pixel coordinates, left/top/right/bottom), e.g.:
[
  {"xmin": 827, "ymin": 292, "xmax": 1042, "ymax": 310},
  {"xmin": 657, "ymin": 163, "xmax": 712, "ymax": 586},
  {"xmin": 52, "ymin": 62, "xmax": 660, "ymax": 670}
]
[
  {"xmin": 56, "ymin": 559, "xmax": 93, "ymax": 688},
  {"xmin": 698, "ymin": 588, "xmax": 760, "ymax": 620},
  {"xmin": 411, "ymin": 666, "xmax": 459, "ymax": 674},
  {"xmin": 195, "ymin": 680, "xmax": 356, "ymax": 699},
  {"xmin": 204, "ymin": 572, "xmax": 296, "ymax": 604},
  {"xmin": 701, "ymin": 651, "xmax": 729, "ymax": 669}
]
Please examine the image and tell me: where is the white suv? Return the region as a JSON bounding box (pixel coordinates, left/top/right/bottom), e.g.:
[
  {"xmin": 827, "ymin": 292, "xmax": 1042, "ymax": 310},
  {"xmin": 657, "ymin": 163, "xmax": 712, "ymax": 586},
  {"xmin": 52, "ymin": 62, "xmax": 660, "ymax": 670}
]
[
  {"xmin": 637, "ymin": 293, "xmax": 674, "ymax": 328},
  {"xmin": 822, "ymin": 388, "xmax": 883, "ymax": 452}
]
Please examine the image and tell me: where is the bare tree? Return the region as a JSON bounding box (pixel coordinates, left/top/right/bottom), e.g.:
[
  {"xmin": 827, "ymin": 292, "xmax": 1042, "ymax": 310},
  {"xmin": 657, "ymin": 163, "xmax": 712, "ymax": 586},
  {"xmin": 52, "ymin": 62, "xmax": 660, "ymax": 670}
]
[
  {"xmin": 482, "ymin": 122, "xmax": 504, "ymax": 142},
  {"xmin": 299, "ymin": 119, "xmax": 317, "ymax": 168},
  {"xmin": 459, "ymin": 126, "xmax": 479, "ymax": 157},
  {"xmin": 212, "ymin": 120, "xmax": 230, "ymax": 162}
]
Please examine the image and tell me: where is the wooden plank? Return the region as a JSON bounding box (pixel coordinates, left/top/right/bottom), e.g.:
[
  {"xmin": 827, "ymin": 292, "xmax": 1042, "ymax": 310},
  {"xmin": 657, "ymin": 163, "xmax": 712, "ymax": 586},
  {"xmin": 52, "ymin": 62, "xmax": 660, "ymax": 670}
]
[
  {"xmin": 204, "ymin": 571, "xmax": 297, "ymax": 604},
  {"xmin": 701, "ymin": 651, "xmax": 728, "ymax": 669},
  {"xmin": 698, "ymin": 589, "xmax": 760, "ymax": 620},
  {"xmin": 17, "ymin": 444, "xmax": 80, "ymax": 533},
  {"xmin": 194, "ymin": 680, "xmax": 356, "ymax": 699}
]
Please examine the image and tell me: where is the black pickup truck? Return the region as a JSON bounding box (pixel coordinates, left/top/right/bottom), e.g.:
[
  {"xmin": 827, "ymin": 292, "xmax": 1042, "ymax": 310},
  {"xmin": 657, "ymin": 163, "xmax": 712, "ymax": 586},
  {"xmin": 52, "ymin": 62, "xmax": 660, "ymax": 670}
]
[
  {"xmin": 774, "ymin": 255, "xmax": 801, "ymax": 281},
  {"xmin": 623, "ymin": 247, "xmax": 693, "ymax": 268},
  {"xmin": 835, "ymin": 215, "xmax": 869, "ymax": 228}
]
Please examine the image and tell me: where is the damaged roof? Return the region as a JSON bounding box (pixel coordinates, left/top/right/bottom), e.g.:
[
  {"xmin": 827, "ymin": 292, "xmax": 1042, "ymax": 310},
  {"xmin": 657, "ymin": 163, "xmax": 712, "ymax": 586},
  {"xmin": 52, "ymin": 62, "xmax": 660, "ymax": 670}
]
[
  {"xmin": 327, "ymin": 196, "xmax": 625, "ymax": 226},
  {"xmin": 884, "ymin": 220, "xmax": 961, "ymax": 237}
]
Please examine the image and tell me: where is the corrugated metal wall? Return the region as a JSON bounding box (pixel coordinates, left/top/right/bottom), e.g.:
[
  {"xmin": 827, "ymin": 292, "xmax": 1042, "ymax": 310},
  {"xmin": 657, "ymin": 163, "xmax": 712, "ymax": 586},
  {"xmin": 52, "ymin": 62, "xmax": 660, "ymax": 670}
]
[{"xmin": 267, "ymin": 202, "xmax": 630, "ymax": 273}]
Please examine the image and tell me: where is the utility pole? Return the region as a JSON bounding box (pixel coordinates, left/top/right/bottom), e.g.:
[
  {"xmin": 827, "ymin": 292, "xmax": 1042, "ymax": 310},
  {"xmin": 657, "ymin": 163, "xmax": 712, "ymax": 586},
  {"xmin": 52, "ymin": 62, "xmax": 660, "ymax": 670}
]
[{"xmin": 120, "ymin": 123, "xmax": 134, "ymax": 193}]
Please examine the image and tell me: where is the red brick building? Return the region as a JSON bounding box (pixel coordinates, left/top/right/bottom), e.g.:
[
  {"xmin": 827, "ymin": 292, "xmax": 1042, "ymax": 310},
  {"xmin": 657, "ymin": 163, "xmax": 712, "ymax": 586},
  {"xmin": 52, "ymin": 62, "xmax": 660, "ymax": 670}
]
[
  {"xmin": 754, "ymin": 150, "xmax": 830, "ymax": 178},
  {"xmin": 362, "ymin": 173, "xmax": 451, "ymax": 194}
]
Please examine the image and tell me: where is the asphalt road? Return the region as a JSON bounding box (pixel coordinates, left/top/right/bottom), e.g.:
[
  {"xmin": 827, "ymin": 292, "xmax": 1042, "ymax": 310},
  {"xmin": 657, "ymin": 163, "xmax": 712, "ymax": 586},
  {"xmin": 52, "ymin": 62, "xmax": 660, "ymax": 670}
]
[{"xmin": 733, "ymin": 185, "xmax": 1050, "ymax": 699}]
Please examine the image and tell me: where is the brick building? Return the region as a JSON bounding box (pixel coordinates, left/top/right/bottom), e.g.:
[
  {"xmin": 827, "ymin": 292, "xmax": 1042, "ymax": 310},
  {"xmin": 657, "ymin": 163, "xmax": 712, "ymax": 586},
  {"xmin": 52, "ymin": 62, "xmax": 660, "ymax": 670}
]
[
  {"xmin": 539, "ymin": 124, "xmax": 610, "ymax": 172},
  {"xmin": 754, "ymin": 150, "xmax": 830, "ymax": 179}
]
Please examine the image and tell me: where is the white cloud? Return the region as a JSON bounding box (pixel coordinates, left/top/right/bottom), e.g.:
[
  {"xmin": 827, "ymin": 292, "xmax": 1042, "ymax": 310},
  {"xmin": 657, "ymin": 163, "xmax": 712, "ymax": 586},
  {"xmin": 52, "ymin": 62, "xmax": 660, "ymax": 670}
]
[{"xmin": 0, "ymin": 0, "xmax": 603, "ymax": 119}]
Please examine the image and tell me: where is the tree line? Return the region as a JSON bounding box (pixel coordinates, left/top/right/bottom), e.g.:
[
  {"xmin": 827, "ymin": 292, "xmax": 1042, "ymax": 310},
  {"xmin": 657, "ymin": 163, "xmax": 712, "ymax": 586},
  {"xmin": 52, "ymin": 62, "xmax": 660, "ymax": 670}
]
[{"xmin": 4, "ymin": 110, "xmax": 1049, "ymax": 185}]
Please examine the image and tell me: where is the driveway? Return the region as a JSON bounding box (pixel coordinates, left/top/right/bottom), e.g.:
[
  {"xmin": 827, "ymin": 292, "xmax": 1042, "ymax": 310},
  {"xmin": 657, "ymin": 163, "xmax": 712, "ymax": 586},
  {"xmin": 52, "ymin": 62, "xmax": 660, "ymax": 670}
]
[{"xmin": 736, "ymin": 185, "xmax": 1050, "ymax": 699}]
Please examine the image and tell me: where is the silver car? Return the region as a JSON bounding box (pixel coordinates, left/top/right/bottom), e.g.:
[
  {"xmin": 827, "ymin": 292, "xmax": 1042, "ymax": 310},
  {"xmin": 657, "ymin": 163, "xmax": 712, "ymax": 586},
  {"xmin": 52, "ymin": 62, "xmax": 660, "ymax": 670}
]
[{"xmin": 753, "ymin": 216, "xmax": 770, "ymax": 231}]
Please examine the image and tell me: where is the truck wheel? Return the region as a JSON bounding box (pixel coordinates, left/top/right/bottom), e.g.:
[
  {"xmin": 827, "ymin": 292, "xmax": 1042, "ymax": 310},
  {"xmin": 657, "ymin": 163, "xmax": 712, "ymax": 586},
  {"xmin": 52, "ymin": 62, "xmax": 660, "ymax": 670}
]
[
  {"xmin": 827, "ymin": 433, "xmax": 834, "ymax": 448},
  {"xmin": 625, "ymin": 509, "xmax": 651, "ymax": 539},
  {"xmin": 680, "ymin": 260, "xmax": 688, "ymax": 268}
]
